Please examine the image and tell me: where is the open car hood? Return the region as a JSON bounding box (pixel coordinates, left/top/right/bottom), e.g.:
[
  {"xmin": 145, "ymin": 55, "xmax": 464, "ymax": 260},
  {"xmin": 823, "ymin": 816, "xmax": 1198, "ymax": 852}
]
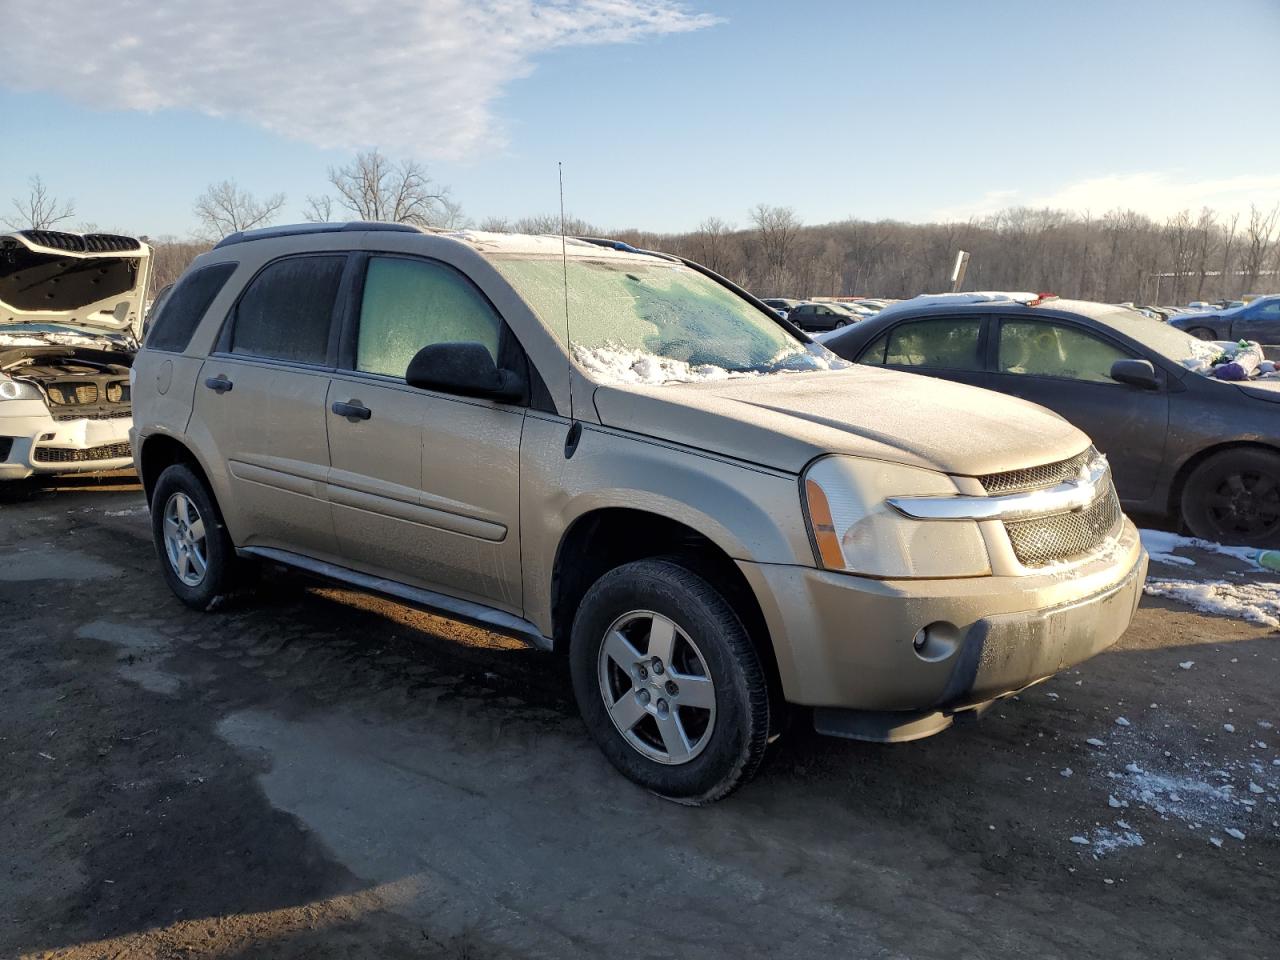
[
  {"xmin": 0, "ymin": 230, "xmax": 152, "ymax": 339},
  {"xmin": 592, "ymin": 365, "xmax": 1091, "ymax": 476}
]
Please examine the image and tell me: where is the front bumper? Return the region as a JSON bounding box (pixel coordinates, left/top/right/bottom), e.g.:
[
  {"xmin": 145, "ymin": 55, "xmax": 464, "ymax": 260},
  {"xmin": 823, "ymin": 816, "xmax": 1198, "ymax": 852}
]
[
  {"xmin": 0, "ymin": 405, "xmax": 134, "ymax": 479},
  {"xmin": 739, "ymin": 519, "xmax": 1147, "ymax": 715}
]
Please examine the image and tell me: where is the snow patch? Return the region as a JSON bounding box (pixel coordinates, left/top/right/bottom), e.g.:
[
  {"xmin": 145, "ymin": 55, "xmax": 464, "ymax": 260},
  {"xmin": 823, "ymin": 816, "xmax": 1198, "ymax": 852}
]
[
  {"xmin": 571, "ymin": 343, "xmax": 843, "ymax": 386},
  {"xmin": 1143, "ymin": 579, "xmax": 1280, "ymax": 629}
]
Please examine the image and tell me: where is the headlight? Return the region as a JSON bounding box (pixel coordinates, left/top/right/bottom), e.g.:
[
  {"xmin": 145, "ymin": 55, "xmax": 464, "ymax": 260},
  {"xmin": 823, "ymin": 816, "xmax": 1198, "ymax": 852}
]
[
  {"xmin": 0, "ymin": 376, "xmax": 41, "ymax": 401},
  {"xmin": 802, "ymin": 455, "xmax": 990, "ymax": 578}
]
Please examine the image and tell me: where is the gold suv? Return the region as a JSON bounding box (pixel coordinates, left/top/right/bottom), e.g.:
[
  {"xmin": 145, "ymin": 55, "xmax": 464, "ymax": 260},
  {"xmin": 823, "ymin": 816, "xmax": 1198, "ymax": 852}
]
[{"xmin": 131, "ymin": 223, "xmax": 1148, "ymax": 803}]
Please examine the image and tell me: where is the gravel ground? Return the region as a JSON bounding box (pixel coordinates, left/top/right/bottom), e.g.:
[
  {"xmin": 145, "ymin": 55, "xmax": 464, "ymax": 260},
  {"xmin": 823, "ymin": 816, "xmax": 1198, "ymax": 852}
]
[{"xmin": 2, "ymin": 474, "xmax": 1277, "ymax": 960}]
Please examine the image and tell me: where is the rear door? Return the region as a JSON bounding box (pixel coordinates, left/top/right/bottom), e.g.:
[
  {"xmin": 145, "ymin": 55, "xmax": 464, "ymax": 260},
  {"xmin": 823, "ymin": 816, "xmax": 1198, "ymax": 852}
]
[
  {"xmin": 1230, "ymin": 299, "xmax": 1280, "ymax": 357},
  {"xmin": 856, "ymin": 315, "xmax": 990, "ymax": 390},
  {"xmin": 325, "ymin": 253, "xmax": 526, "ymax": 612},
  {"xmin": 988, "ymin": 316, "xmax": 1169, "ymax": 501},
  {"xmin": 193, "ymin": 253, "xmax": 348, "ymax": 558}
]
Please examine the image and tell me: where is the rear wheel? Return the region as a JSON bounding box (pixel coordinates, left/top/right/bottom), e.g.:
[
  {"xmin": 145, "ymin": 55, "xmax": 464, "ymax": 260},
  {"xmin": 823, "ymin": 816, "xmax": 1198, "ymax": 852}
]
[
  {"xmin": 1181, "ymin": 448, "xmax": 1280, "ymax": 546},
  {"xmin": 569, "ymin": 558, "xmax": 772, "ymax": 804},
  {"xmin": 151, "ymin": 463, "xmax": 245, "ymax": 610},
  {"xmin": 1187, "ymin": 326, "xmax": 1217, "ymax": 341}
]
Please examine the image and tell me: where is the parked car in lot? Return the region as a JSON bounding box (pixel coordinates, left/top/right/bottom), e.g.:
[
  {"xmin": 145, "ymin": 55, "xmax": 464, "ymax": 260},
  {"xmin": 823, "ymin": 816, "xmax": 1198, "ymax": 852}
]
[
  {"xmin": 759, "ymin": 297, "xmax": 801, "ymax": 318},
  {"xmin": 823, "ymin": 295, "xmax": 1280, "ymax": 545},
  {"xmin": 133, "ymin": 223, "xmax": 1146, "ymax": 803},
  {"xmin": 0, "ymin": 229, "xmax": 151, "ymax": 479},
  {"xmin": 1168, "ymin": 294, "xmax": 1280, "ymax": 357},
  {"xmin": 787, "ymin": 301, "xmax": 858, "ymax": 331}
]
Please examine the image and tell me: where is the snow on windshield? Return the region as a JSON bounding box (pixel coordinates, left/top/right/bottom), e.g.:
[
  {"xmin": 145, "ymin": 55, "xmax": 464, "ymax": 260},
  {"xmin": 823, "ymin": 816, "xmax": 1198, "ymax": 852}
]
[{"xmin": 494, "ymin": 255, "xmax": 849, "ymax": 384}]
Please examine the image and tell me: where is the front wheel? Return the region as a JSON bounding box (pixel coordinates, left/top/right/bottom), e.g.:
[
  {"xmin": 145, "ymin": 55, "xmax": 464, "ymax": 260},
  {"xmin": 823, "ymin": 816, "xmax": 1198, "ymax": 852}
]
[
  {"xmin": 1181, "ymin": 448, "xmax": 1280, "ymax": 546},
  {"xmin": 569, "ymin": 558, "xmax": 772, "ymax": 804},
  {"xmin": 1187, "ymin": 326, "xmax": 1217, "ymax": 341}
]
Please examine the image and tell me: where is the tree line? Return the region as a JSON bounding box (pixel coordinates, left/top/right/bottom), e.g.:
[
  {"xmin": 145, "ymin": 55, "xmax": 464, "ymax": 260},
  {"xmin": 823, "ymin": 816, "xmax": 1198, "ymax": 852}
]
[{"xmin": 7, "ymin": 159, "xmax": 1279, "ymax": 304}]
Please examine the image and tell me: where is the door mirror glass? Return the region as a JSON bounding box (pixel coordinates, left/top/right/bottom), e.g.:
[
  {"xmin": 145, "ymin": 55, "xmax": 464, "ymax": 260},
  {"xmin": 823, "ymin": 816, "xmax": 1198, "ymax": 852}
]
[
  {"xmin": 1109, "ymin": 358, "xmax": 1159, "ymax": 390},
  {"xmin": 405, "ymin": 341, "xmax": 525, "ymax": 403}
]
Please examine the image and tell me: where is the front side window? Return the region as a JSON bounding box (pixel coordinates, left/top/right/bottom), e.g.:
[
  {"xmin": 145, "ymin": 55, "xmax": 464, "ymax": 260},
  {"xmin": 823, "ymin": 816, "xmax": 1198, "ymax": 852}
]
[
  {"xmin": 355, "ymin": 256, "xmax": 502, "ymax": 378},
  {"xmin": 883, "ymin": 318, "xmax": 983, "ymax": 370},
  {"xmin": 998, "ymin": 320, "xmax": 1129, "ymax": 383},
  {"xmin": 492, "ymin": 256, "xmax": 842, "ymax": 383},
  {"xmin": 230, "ymin": 255, "xmax": 345, "ymax": 364}
]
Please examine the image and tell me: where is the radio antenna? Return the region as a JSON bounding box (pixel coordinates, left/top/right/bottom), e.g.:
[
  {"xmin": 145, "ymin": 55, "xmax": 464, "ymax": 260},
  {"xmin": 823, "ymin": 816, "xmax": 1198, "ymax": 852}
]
[{"xmin": 559, "ymin": 161, "xmax": 574, "ymax": 421}]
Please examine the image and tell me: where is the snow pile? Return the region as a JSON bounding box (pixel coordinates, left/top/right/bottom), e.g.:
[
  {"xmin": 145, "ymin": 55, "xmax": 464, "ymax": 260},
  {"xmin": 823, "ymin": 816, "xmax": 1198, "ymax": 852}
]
[
  {"xmin": 1143, "ymin": 579, "xmax": 1280, "ymax": 629},
  {"xmin": 572, "ymin": 343, "xmax": 844, "ymax": 385}
]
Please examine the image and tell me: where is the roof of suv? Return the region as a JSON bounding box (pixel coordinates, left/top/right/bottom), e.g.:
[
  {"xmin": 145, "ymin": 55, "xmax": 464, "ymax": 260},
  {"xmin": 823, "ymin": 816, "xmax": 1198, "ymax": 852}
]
[{"xmin": 213, "ymin": 221, "xmax": 671, "ymax": 263}]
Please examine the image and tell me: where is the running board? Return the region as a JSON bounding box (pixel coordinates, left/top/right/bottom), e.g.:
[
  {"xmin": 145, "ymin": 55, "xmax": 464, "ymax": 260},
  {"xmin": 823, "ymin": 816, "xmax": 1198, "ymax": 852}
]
[{"xmin": 239, "ymin": 546, "xmax": 551, "ymax": 650}]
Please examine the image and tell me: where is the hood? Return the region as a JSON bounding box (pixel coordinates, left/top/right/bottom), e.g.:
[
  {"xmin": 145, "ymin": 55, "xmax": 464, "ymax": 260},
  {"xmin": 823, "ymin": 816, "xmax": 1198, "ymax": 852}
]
[
  {"xmin": 592, "ymin": 365, "xmax": 1091, "ymax": 476},
  {"xmin": 1238, "ymin": 379, "xmax": 1280, "ymax": 404},
  {"xmin": 0, "ymin": 230, "xmax": 152, "ymax": 340}
]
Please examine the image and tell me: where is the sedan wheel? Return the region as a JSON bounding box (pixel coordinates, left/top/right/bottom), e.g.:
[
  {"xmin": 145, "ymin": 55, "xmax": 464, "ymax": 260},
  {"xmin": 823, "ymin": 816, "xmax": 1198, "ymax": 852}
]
[
  {"xmin": 1188, "ymin": 327, "xmax": 1217, "ymax": 341},
  {"xmin": 1182, "ymin": 448, "xmax": 1280, "ymax": 546},
  {"xmin": 597, "ymin": 610, "xmax": 717, "ymax": 765}
]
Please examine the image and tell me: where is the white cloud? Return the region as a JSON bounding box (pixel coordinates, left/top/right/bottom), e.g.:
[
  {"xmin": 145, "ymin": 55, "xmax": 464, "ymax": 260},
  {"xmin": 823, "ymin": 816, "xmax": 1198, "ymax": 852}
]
[
  {"xmin": 934, "ymin": 172, "xmax": 1280, "ymax": 223},
  {"xmin": 0, "ymin": 0, "xmax": 717, "ymax": 158}
]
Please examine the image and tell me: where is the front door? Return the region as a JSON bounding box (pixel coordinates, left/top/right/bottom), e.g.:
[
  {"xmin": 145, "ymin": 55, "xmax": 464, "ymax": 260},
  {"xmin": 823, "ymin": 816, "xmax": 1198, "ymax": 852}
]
[
  {"xmin": 1231, "ymin": 299, "xmax": 1280, "ymax": 357},
  {"xmin": 325, "ymin": 253, "xmax": 525, "ymax": 612},
  {"xmin": 193, "ymin": 253, "xmax": 348, "ymax": 558},
  {"xmin": 988, "ymin": 317, "xmax": 1169, "ymax": 502}
]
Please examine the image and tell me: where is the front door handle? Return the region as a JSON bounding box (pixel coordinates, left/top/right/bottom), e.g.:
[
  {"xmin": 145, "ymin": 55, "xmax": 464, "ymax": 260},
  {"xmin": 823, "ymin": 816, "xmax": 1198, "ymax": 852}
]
[
  {"xmin": 331, "ymin": 399, "xmax": 372, "ymax": 421},
  {"xmin": 204, "ymin": 375, "xmax": 233, "ymax": 393}
]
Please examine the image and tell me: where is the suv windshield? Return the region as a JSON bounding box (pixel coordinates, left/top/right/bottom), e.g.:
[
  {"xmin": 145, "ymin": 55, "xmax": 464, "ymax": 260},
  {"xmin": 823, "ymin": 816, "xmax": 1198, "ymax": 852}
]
[{"xmin": 493, "ymin": 255, "xmax": 845, "ymax": 384}]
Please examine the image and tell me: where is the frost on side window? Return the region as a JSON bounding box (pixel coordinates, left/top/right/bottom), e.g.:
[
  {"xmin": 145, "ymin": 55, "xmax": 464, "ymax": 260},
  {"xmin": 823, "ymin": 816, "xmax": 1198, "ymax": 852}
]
[{"xmin": 493, "ymin": 255, "xmax": 847, "ymax": 383}]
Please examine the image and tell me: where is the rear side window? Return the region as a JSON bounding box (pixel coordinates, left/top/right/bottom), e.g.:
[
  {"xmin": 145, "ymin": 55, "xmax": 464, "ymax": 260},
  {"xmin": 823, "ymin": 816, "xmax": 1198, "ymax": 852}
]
[
  {"xmin": 229, "ymin": 256, "xmax": 346, "ymax": 365},
  {"xmin": 998, "ymin": 320, "xmax": 1128, "ymax": 383},
  {"xmin": 884, "ymin": 318, "xmax": 983, "ymax": 370},
  {"xmin": 145, "ymin": 262, "xmax": 237, "ymax": 353},
  {"xmin": 355, "ymin": 256, "xmax": 502, "ymax": 378}
]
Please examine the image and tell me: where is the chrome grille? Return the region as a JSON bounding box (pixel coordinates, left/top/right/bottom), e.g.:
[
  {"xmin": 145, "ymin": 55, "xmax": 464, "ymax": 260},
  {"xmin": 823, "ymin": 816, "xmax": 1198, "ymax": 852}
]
[
  {"xmin": 33, "ymin": 441, "xmax": 132, "ymax": 464},
  {"xmin": 1003, "ymin": 481, "xmax": 1123, "ymax": 567},
  {"xmin": 978, "ymin": 447, "xmax": 1096, "ymax": 495}
]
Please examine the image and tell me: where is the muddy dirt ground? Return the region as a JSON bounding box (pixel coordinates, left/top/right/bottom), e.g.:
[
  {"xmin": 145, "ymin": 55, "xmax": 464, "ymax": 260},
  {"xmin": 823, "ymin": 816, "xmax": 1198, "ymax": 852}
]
[{"xmin": 2, "ymin": 474, "xmax": 1277, "ymax": 959}]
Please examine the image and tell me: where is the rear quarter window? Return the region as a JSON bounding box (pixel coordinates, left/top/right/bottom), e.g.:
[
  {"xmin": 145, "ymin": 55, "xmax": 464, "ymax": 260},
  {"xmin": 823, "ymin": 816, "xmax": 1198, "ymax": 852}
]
[{"xmin": 145, "ymin": 262, "xmax": 238, "ymax": 353}]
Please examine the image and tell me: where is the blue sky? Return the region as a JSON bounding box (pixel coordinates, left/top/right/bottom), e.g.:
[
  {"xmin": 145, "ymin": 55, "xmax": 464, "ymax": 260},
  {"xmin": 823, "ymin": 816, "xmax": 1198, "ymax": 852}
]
[{"xmin": 2, "ymin": 0, "xmax": 1278, "ymax": 238}]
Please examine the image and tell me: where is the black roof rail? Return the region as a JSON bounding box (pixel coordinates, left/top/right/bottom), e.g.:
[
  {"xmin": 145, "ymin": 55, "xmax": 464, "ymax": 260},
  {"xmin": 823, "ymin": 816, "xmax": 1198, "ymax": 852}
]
[{"xmin": 213, "ymin": 221, "xmax": 421, "ymax": 250}]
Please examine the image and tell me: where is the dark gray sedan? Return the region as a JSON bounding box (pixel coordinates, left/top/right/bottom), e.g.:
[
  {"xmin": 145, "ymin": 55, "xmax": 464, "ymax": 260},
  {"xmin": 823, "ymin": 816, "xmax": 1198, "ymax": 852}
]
[
  {"xmin": 822, "ymin": 297, "xmax": 1280, "ymax": 545},
  {"xmin": 1169, "ymin": 295, "xmax": 1280, "ymax": 357}
]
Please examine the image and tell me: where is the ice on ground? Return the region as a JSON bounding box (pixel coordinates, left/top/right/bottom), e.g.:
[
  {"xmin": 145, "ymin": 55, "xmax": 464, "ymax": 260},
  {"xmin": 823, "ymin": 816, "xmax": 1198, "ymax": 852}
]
[
  {"xmin": 1139, "ymin": 529, "xmax": 1260, "ymax": 567},
  {"xmin": 1115, "ymin": 717, "xmax": 1131, "ymax": 727},
  {"xmin": 1224, "ymin": 724, "xmax": 1236, "ymax": 733},
  {"xmin": 1179, "ymin": 661, "xmax": 1195, "ymax": 670},
  {"xmin": 1070, "ymin": 835, "xmax": 1089, "ymax": 845},
  {"xmin": 1225, "ymin": 827, "xmax": 1246, "ymax": 841},
  {"xmin": 1090, "ymin": 826, "xmax": 1145, "ymax": 856},
  {"xmin": 1060, "ymin": 767, "xmax": 1074, "ymax": 778},
  {"xmin": 1143, "ymin": 579, "xmax": 1280, "ymax": 629},
  {"xmin": 1087, "ymin": 738, "xmax": 1107, "ymax": 747}
]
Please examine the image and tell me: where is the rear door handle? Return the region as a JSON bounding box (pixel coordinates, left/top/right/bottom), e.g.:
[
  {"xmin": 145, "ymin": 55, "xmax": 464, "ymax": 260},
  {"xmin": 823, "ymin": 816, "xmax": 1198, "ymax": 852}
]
[
  {"xmin": 204, "ymin": 375, "xmax": 233, "ymax": 393},
  {"xmin": 331, "ymin": 399, "xmax": 372, "ymax": 421}
]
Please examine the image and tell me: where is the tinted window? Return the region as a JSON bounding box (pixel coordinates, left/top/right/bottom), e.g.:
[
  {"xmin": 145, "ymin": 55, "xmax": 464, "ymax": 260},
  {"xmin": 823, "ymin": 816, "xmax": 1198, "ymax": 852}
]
[
  {"xmin": 1252, "ymin": 300, "xmax": 1280, "ymax": 318},
  {"xmin": 998, "ymin": 321, "xmax": 1129, "ymax": 383},
  {"xmin": 145, "ymin": 263, "xmax": 237, "ymax": 353},
  {"xmin": 884, "ymin": 318, "xmax": 983, "ymax": 370},
  {"xmin": 356, "ymin": 256, "xmax": 502, "ymax": 378},
  {"xmin": 230, "ymin": 256, "xmax": 345, "ymax": 364}
]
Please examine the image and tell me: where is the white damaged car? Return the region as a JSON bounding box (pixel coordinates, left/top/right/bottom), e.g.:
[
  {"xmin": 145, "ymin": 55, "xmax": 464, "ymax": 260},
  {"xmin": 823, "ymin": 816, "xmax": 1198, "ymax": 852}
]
[{"xmin": 0, "ymin": 229, "xmax": 151, "ymax": 479}]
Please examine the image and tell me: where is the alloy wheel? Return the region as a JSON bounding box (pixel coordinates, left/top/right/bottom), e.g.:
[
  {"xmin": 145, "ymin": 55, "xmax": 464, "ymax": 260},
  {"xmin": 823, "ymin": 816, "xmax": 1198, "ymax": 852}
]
[
  {"xmin": 1205, "ymin": 469, "xmax": 1280, "ymax": 540},
  {"xmin": 163, "ymin": 491, "xmax": 209, "ymax": 587},
  {"xmin": 597, "ymin": 610, "xmax": 717, "ymax": 765}
]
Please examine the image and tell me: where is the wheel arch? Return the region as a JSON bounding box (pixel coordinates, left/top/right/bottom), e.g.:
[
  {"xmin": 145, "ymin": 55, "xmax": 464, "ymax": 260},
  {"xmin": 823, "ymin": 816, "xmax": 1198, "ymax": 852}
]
[
  {"xmin": 138, "ymin": 432, "xmax": 214, "ymax": 507},
  {"xmin": 550, "ymin": 506, "xmax": 782, "ymax": 704}
]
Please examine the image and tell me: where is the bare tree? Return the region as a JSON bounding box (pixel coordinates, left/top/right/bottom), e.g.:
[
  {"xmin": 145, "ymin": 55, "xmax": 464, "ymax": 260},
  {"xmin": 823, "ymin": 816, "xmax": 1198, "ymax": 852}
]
[
  {"xmin": 5, "ymin": 175, "xmax": 76, "ymax": 230},
  {"xmin": 303, "ymin": 194, "xmax": 335, "ymax": 223},
  {"xmin": 1240, "ymin": 203, "xmax": 1279, "ymax": 293},
  {"xmin": 193, "ymin": 180, "xmax": 286, "ymax": 239},
  {"xmin": 322, "ymin": 149, "xmax": 455, "ymax": 226},
  {"xmin": 749, "ymin": 204, "xmax": 802, "ymax": 293},
  {"xmin": 688, "ymin": 217, "xmax": 734, "ymax": 275}
]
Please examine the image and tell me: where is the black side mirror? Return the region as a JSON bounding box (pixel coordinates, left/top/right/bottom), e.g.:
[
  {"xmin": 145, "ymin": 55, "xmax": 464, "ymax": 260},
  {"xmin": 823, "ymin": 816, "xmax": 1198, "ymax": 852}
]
[
  {"xmin": 405, "ymin": 342, "xmax": 525, "ymax": 403},
  {"xmin": 1110, "ymin": 358, "xmax": 1159, "ymax": 390}
]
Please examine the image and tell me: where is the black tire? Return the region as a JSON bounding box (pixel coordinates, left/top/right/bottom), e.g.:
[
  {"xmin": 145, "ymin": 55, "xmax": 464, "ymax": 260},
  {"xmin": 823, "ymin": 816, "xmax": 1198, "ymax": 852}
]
[
  {"xmin": 1181, "ymin": 448, "xmax": 1280, "ymax": 547},
  {"xmin": 1187, "ymin": 326, "xmax": 1217, "ymax": 341},
  {"xmin": 569, "ymin": 558, "xmax": 772, "ymax": 805},
  {"xmin": 150, "ymin": 463, "xmax": 245, "ymax": 610}
]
